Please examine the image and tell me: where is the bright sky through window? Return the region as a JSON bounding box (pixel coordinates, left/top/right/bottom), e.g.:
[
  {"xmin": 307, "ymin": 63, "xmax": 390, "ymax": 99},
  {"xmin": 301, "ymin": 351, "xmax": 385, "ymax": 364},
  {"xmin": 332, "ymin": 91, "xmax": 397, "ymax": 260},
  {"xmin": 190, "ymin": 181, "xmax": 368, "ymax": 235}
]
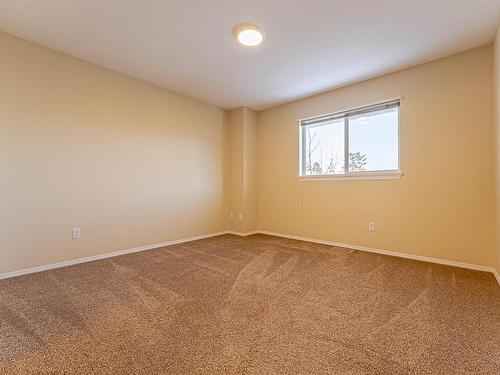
[{"xmin": 300, "ymin": 101, "xmax": 399, "ymax": 176}]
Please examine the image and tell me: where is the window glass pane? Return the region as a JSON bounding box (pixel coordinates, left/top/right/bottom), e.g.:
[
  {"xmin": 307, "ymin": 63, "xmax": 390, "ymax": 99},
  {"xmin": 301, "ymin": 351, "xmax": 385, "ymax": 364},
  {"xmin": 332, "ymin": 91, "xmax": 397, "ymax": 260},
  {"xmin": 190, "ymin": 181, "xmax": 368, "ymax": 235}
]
[
  {"xmin": 302, "ymin": 119, "xmax": 344, "ymax": 175},
  {"xmin": 348, "ymin": 107, "xmax": 399, "ymax": 172}
]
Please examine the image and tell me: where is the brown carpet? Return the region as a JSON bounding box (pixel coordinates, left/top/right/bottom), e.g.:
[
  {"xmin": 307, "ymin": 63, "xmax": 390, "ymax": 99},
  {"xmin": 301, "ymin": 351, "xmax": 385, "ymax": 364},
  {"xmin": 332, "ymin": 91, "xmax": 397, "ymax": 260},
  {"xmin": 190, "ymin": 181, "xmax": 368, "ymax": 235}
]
[{"xmin": 0, "ymin": 234, "xmax": 499, "ymax": 374}]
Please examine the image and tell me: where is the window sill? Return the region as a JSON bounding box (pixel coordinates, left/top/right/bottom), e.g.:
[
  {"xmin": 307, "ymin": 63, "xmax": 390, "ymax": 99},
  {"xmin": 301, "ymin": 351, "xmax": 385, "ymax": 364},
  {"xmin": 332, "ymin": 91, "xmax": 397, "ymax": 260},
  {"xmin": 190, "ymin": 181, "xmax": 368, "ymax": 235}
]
[{"xmin": 298, "ymin": 170, "xmax": 403, "ymax": 181}]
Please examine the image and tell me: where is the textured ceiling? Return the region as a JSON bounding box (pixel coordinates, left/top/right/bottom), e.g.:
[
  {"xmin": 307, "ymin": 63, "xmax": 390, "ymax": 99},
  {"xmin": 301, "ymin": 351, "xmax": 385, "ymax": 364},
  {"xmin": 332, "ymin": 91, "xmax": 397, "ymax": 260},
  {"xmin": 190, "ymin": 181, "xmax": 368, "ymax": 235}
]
[{"xmin": 0, "ymin": 1, "xmax": 499, "ymax": 110}]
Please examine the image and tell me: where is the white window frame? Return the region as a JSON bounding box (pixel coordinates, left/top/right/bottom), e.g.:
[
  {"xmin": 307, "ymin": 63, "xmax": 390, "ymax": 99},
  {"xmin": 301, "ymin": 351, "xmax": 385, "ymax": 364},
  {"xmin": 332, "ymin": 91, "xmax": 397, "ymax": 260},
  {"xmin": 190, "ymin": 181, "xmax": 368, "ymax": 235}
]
[{"xmin": 298, "ymin": 98, "xmax": 402, "ymax": 181}]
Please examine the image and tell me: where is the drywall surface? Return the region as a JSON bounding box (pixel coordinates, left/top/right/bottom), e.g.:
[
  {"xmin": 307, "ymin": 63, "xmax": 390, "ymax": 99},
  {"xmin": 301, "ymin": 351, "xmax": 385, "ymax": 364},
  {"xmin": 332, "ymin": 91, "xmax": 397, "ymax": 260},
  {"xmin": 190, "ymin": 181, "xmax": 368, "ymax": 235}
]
[
  {"xmin": 257, "ymin": 46, "xmax": 495, "ymax": 267},
  {"xmin": 228, "ymin": 107, "xmax": 258, "ymax": 232},
  {"xmin": 494, "ymin": 24, "xmax": 500, "ymax": 275},
  {"xmin": 0, "ymin": 32, "xmax": 229, "ymax": 274}
]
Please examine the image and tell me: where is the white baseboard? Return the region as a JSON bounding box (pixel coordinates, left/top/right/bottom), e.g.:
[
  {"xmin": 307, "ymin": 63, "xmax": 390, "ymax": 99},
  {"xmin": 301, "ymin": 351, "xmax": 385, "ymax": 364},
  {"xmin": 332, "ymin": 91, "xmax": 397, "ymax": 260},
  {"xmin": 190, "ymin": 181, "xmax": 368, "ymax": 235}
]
[
  {"xmin": 257, "ymin": 230, "xmax": 500, "ymax": 285},
  {"xmin": 494, "ymin": 269, "xmax": 500, "ymax": 286},
  {"xmin": 0, "ymin": 231, "xmax": 229, "ymax": 281},
  {"xmin": 226, "ymin": 230, "xmax": 260, "ymax": 236},
  {"xmin": 2, "ymin": 229, "xmax": 499, "ymax": 287}
]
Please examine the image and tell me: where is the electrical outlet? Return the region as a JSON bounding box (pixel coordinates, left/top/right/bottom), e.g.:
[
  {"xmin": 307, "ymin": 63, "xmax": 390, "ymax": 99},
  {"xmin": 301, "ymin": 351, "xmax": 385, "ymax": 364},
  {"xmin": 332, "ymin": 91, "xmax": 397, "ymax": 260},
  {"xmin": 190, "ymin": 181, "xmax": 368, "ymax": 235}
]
[
  {"xmin": 72, "ymin": 228, "xmax": 81, "ymax": 239},
  {"xmin": 229, "ymin": 211, "xmax": 233, "ymax": 219},
  {"xmin": 368, "ymin": 222, "xmax": 375, "ymax": 232},
  {"xmin": 238, "ymin": 213, "xmax": 243, "ymax": 220}
]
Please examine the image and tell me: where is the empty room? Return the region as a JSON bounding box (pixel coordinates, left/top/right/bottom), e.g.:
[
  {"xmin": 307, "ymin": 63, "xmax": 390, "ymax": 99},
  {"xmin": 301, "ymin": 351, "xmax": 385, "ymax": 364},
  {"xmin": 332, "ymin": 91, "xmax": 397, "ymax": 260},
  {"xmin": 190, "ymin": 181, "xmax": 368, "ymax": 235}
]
[{"xmin": 1, "ymin": 1, "xmax": 500, "ymax": 374}]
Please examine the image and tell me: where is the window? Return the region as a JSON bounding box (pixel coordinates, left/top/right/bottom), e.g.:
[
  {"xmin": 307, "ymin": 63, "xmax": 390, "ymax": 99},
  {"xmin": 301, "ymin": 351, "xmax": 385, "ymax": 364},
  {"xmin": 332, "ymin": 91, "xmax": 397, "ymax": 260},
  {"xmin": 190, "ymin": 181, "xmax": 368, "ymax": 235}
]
[{"xmin": 299, "ymin": 100, "xmax": 400, "ymax": 179}]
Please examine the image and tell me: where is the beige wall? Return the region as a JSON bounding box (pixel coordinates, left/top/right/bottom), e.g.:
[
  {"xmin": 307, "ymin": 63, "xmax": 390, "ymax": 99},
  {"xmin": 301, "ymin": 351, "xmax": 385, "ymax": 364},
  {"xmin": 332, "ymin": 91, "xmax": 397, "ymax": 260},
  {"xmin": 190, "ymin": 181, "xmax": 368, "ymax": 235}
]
[
  {"xmin": 242, "ymin": 108, "xmax": 258, "ymax": 231},
  {"xmin": 0, "ymin": 32, "xmax": 229, "ymax": 274},
  {"xmin": 229, "ymin": 108, "xmax": 244, "ymax": 231},
  {"xmin": 495, "ymin": 24, "xmax": 500, "ymax": 275},
  {"xmin": 257, "ymin": 46, "xmax": 496, "ymax": 267},
  {"xmin": 228, "ymin": 107, "xmax": 258, "ymax": 232},
  {"xmin": 1, "ymin": 30, "xmax": 498, "ymax": 276}
]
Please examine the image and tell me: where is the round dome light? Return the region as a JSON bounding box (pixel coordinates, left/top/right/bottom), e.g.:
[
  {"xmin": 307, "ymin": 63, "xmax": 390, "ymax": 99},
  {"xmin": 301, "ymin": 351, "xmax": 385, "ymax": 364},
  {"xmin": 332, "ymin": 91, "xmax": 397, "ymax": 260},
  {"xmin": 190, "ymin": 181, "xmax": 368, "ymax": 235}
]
[{"xmin": 235, "ymin": 24, "xmax": 263, "ymax": 47}]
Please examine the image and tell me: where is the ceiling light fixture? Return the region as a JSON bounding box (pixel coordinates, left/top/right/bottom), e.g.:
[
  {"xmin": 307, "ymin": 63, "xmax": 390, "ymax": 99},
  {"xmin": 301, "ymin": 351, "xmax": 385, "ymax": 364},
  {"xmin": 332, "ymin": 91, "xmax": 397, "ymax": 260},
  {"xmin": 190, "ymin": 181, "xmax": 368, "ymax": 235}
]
[{"xmin": 235, "ymin": 24, "xmax": 263, "ymax": 47}]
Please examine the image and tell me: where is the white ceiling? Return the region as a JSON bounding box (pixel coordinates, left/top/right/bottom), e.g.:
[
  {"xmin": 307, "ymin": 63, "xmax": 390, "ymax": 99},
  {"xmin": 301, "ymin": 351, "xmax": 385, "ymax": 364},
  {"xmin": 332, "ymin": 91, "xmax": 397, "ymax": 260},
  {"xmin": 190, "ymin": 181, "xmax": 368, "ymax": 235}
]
[{"xmin": 0, "ymin": 1, "xmax": 499, "ymax": 110}]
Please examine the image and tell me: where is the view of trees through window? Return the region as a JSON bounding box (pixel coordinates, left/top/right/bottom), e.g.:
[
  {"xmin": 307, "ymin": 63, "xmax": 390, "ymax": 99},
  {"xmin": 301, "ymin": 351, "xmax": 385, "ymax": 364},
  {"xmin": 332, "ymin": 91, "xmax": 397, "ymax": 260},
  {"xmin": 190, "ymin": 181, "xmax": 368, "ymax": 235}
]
[{"xmin": 301, "ymin": 104, "xmax": 399, "ymax": 176}]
